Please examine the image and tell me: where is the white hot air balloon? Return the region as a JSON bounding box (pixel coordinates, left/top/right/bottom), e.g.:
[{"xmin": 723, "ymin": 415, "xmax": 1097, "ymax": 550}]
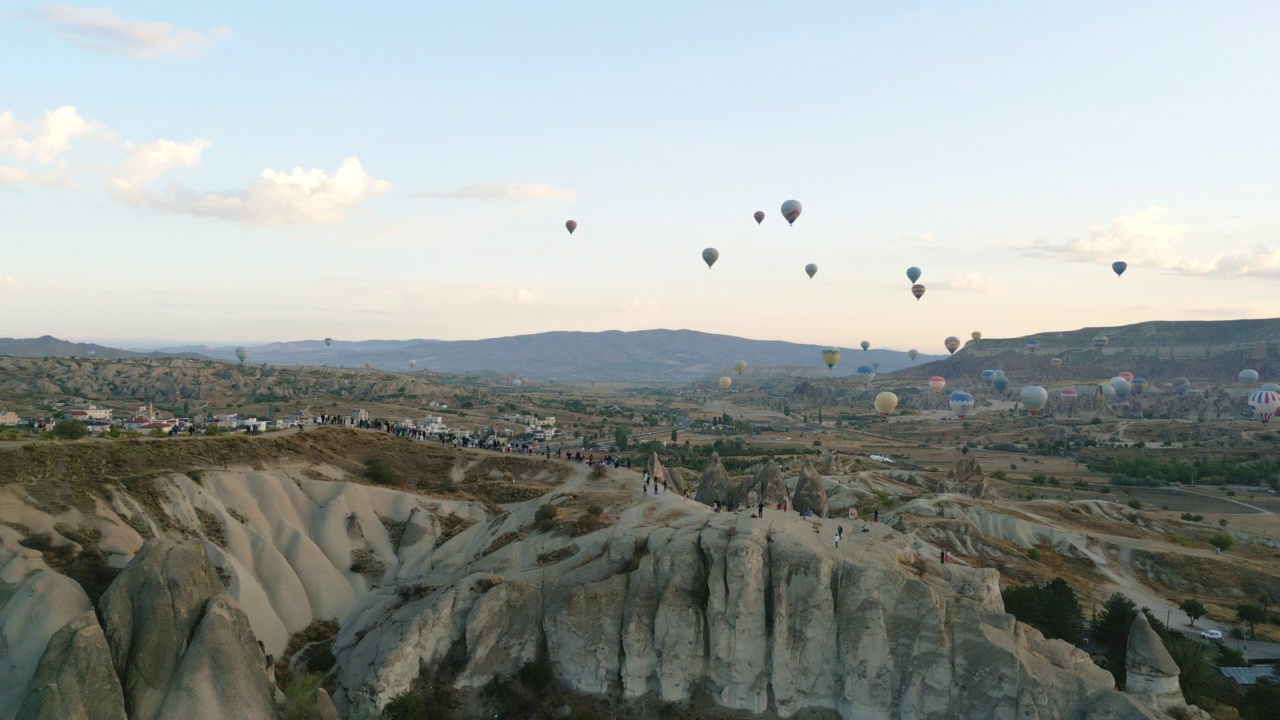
[
  {"xmin": 719, "ymin": 376, "xmax": 732, "ymax": 390},
  {"xmin": 235, "ymin": 347, "xmax": 249, "ymax": 363},
  {"xmin": 1020, "ymin": 385, "xmax": 1049, "ymax": 415},
  {"xmin": 874, "ymin": 391, "xmax": 898, "ymax": 417},
  {"xmin": 948, "ymin": 391, "xmax": 974, "ymax": 419},
  {"xmin": 409, "ymin": 359, "xmax": 417, "ymax": 368},
  {"xmin": 927, "ymin": 376, "xmax": 946, "ymax": 394},
  {"xmin": 1240, "ymin": 369, "xmax": 1259, "ymax": 386}
]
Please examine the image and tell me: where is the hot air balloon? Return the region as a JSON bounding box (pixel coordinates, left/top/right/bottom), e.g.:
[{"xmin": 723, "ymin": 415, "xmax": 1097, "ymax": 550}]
[
  {"xmin": 702, "ymin": 248, "xmax": 719, "ymax": 268},
  {"xmin": 821, "ymin": 348, "xmax": 841, "ymax": 369},
  {"xmin": 874, "ymin": 392, "xmax": 899, "ymax": 417},
  {"xmin": 512, "ymin": 379, "xmax": 523, "ymax": 387},
  {"xmin": 906, "ymin": 267, "xmax": 922, "ymax": 283},
  {"xmin": 928, "ymin": 376, "xmax": 946, "ymax": 393},
  {"xmin": 908, "ymin": 349, "xmax": 919, "ymax": 362},
  {"xmin": 719, "ymin": 377, "xmax": 732, "ymax": 391},
  {"xmin": 971, "ymin": 331, "xmax": 982, "ymax": 341},
  {"xmin": 1110, "ymin": 377, "xmax": 1130, "ymax": 398},
  {"xmin": 565, "ymin": 220, "xmax": 577, "ymax": 235},
  {"xmin": 1161, "ymin": 382, "xmax": 1175, "ymax": 394},
  {"xmin": 949, "ymin": 391, "xmax": 974, "ymax": 418},
  {"xmin": 364, "ymin": 362, "xmax": 373, "ymax": 369},
  {"xmin": 1112, "ymin": 261, "xmax": 1127, "ymax": 277},
  {"xmin": 1263, "ymin": 383, "xmax": 1280, "ymax": 393},
  {"xmin": 871, "ymin": 361, "xmax": 880, "ymax": 370},
  {"xmin": 1175, "ymin": 379, "xmax": 1193, "ymax": 395},
  {"xmin": 911, "ymin": 284, "xmax": 925, "ymax": 300},
  {"xmin": 1060, "ymin": 387, "xmax": 1078, "ymax": 403},
  {"xmin": 1248, "ymin": 389, "xmax": 1280, "ymax": 424},
  {"xmin": 1092, "ymin": 334, "xmax": 1109, "ymax": 349},
  {"xmin": 994, "ymin": 369, "xmax": 1006, "ymax": 378},
  {"xmin": 1099, "ymin": 383, "xmax": 1116, "ymax": 399},
  {"xmin": 1026, "ymin": 339, "xmax": 1039, "ymax": 353},
  {"xmin": 981, "ymin": 370, "xmax": 997, "ymax": 385},
  {"xmin": 1130, "ymin": 378, "xmax": 1148, "ymax": 395},
  {"xmin": 857, "ymin": 365, "xmax": 876, "ymax": 386},
  {"xmin": 805, "ymin": 263, "xmax": 818, "ymax": 279},
  {"xmin": 734, "ymin": 360, "xmax": 748, "ymax": 375},
  {"xmin": 993, "ymin": 376, "xmax": 1010, "ymax": 393},
  {"xmin": 1118, "ymin": 371, "xmax": 1134, "ymax": 383},
  {"xmin": 754, "ymin": 211, "xmax": 765, "ymax": 225},
  {"xmin": 1020, "ymin": 386, "xmax": 1049, "ymax": 415},
  {"xmin": 235, "ymin": 347, "xmax": 249, "ymax": 363},
  {"xmin": 1240, "ymin": 369, "xmax": 1259, "ymax": 386},
  {"xmin": 409, "ymin": 359, "xmax": 417, "ymax": 368},
  {"xmin": 324, "ymin": 337, "xmax": 333, "ymax": 347},
  {"xmin": 781, "ymin": 199, "xmax": 802, "ymax": 225},
  {"xmin": 944, "ymin": 336, "xmax": 960, "ymax": 354},
  {"xmin": 861, "ymin": 341, "xmax": 870, "ymax": 352},
  {"xmin": 1050, "ymin": 357, "xmax": 1063, "ymax": 368}
]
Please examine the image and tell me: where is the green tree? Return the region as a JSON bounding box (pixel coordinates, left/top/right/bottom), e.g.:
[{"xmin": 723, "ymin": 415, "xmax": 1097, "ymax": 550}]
[
  {"xmin": 1240, "ymin": 673, "xmax": 1280, "ymax": 720},
  {"xmin": 1218, "ymin": 518, "xmax": 1228, "ymax": 527},
  {"xmin": 1237, "ymin": 604, "xmax": 1266, "ymax": 638},
  {"xmin": 1179, "ymin": 598, "xmax": 1207, "ymax": 627},
  {"xmin": 614, "ymin": 426, "xmax": 628, "ymax": 450},
  {"xmin": 50, "ymin": 419, "xmax": 88, "ymax": 440},
  {"xmin": 1210, "ymin": 532, "xmax": 1234, "ymax": 551},
  {"xmin": 1092, "ymin": 592, "xmax": 1139, "ymax": 687},
  {"xmin": 670, "ymin": 428, "xmax": 678, "ymax": 443},
  {"xmin": 1001, "ymin": 578, "xmax": 1085, "ymax": 646}
]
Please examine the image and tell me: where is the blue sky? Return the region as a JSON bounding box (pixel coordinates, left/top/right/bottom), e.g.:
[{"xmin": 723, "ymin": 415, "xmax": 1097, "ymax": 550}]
[{"xmin": 2, "ymin": 2, "xmax": 1279, "ymax": 350}]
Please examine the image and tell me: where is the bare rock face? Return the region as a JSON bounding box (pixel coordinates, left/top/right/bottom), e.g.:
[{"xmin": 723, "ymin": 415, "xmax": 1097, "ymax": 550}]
[
  {"xmin": 1124, "ymin": 613, "xmax": 1203, "ymax": 717},
  {"xmin": 315, "ymin": 688, "xmax": 341, "ymax": 720},
  {"xmin": 790, "ymin": 463, "xmax": 828, "ymax": 516},
  {"xmin": 693, "ymin": 452, "xmax": 733, "ymax": 507},
  {"xmin": 646, "ymin": 452, "xmax": 686, "ymax": 494},
  {"xmin": 15, "ymin": 611, "xmax": 127, "ymax": 720},
  {"xmin": 954, "ymin": 457, "xmax": 984, "ymax": 484},
  {"xmin": 753, "ymin": 462, "xmax": 788, "ymax": 506}
]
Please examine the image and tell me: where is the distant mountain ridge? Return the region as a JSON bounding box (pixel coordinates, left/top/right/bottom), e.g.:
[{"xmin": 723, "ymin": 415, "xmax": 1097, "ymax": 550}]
[
  {"xmin": 0, "ymin": 335, "xmax": 212, "ymax": 361},
  {"xmin": 154, "ymin": 329, "xmax": 940, "ymax": 380}
]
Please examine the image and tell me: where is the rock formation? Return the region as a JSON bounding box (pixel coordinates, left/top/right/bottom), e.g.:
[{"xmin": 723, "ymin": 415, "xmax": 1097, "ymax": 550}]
[
  {"xmin": 790, "ymin": 462, "xmax": 828, "ymax": 516},
  {"xmin": 954, "ymin": 456, "xmax": 984, "ymax": 484},
  {"xmin": 646, "ymin": 452, "xmax": 686, "ymax": 494},
  {"xmin": 693, "ymin": 452, "xmax": 733, "ymax": 507},
  {"xmin": 753, "ymin": 461, "xmax": 788, "ymax": 506},
  {"xmin": 1124, "ymin": 613, "xmax": 1207, "ymax": 718},
  {"xmin": 15, "ymin": 611, "xmax": 127, "ymax": 720}
]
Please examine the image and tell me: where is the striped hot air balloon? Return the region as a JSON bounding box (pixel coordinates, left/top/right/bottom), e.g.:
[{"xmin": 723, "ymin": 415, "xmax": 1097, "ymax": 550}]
[
  {"xmin": 928, "ymin": 376, "xmax": 946, "ymax": 394},
  {"xmin": 1060, "ymin": 387, "xmax": 1078, "ymax": 403},
  {"xmin": 781, "ymin": 199, "xmax": 802, "ymax": 225},
  {"xmin": 565, "ymin": 220, "xmax": 577, "ymax": 234},
  {"xmin": 949, "ymin": 391, "xmax": 974, "ymax": 418},
  {"xmin": 944, "ymin": 336, "xmax": 960, "ymax": 354},
  {"xmin": 821, "ymin": 347, "xmax": 841, "ymax": 369},
  {"xmin": 754, "ymin": 211, "xmax": 765, "ymax": 224},
  {"xmin": 1092, "ymin": 334, "xmax": 1109, "ymax": 349},
  {"xmin": 1248, "ymin": 389, "xmax": 1280, "ymax": 424},
  {"xmin": 911, "ymin": 284, "xmax": 925, "ymax": 300},
  {"xmin": 1118, "ymin": 371, "xmax": 1134, "ymax": 382}
]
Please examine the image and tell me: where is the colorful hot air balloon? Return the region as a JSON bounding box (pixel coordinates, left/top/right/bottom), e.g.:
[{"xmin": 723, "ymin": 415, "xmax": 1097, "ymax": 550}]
[
  {"xmin": 861, "ymin": 341, "xmax": 870, "ymax": 352},
  {"xmin": 1262, "ymin": 383, "xmax": 1280, "ymax": 393},
  {"xmin": 981, "ymin": 370, "xmax": 997, "ymax": 385},
  {"xmin": 857, "ymin": 365, "xmax": 876, "ymax": 386},
  {"xmin": 906, "ymin": 267, "xmax": 922, "ymax": 283},
  {"xmin": 874, "ymin": 391, "xmax": 899, "ymax": 417},
  {"xmin": 1060, "ymin": 387, "xmax": 1078, "ymax": 403},
  {"xmin": 1050, "ymin": 357, "xmax": 1063, "ymax": 369},
  {"xmin": 702, "ymin": 248, "xmax": 719, "ymax": 268},
  {"xmin": 908, "ymin": 349, "xmax": 919, "ymax": 362},
  {"xmin": 324, "ymin": 337, "xmax": 333, "ymax": 347},
  {"xmin": 805, "ymin": 263, "xmax": 818, "ymax": 279},
  {"xmin": 1020, "ymin": 386, "xmax": 1049, "ymax": 415},
  {"xmin": 754, "ymin": 211, "xmax": 765, "ymax": 225},
  {"xmin": 565, "ymin": 220, "xmax": 577, "ymax": 234},
  {"xmin": 1240, "ymin": 369, "xmax": 1260, "ymax": 386},
  {"xmin": 1112, "ymin": 261, "xmax": 1127, "ymax": 277},
  {"xmin": 1110, "ymin": 377, "xmax": 1130, "ymax": 398},
  {"xmin": 1092, "ymin": 334, "xmax": 1109, "ymax": 349},
  {"xmin": 993, "ymin": 376, "xmax": 1010, "ymax": 393},
  {"xmin": 781, "ymin": 199, "xmax": 802, "ymax": 225},
  {"xmin": 1248, "ymin": 389, "xmax": 1280, "ymax": 424},
  {"xmin": 971, "ymin": 331, "xmax": 982, "ymax": 341},
  {"xmin": 364, "ymin": 362, "xmax": 373, "ymax": 369},
  {"xmin": 719, "ymin": 377, "xmax": 732, "ymax": 391},
  {"xmin": 949, "ymin": 391, "xmax": 974, "ymax": 418},
  {"xmin": 928, "ymin": 376, "xmax": 946, "ymax": 393},
  {"xmin": 821, "ymin": 347, "xmax": 841, "ymax": 369},
  {"xmin": 1130, "ymin": 378, "xmax": 1148, "ymax": 395},
  {"xmin": 944, "ymin": 336, "xmax": 960, "ymax": 354},
  {"xmin": 871, "ymin": 360, "xmax": 880, "ymax": 370},
  {"xmin": 734, "ymin": 360, "xmax": 748, "ymax": 375},
  {"xmin": 911, "ymin": 284, "xmax": 925, "ymax": 300},
  {"xmin": 409, "ymin": 359, "xmax": 417, "ymax": 368},
  {"xmin": 235, "ymin": 347, "xmax": 249, "ymax": 363},
  {"xmin": 1026, "ymin": 339, "xmax": 1039, "ymax": 353},
  {"xmin": 1118, "ymin": 371, "xmax": 1134, "ymax": 383}
]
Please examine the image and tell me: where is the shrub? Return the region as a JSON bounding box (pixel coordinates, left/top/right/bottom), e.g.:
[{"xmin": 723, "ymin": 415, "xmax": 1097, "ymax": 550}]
[
  {"xmin": 363, "ymin": 458, "xmax": 398, "ymax": 485},
  {"xmin": 282, "ymin": 673, "xmax": 325, "ymax": 720},
  {"xmin": 382, "ymin": 690, "xmax": 427, "ymax": 720},
  {"xmin": 1128, "ymin": 499, "xmax": 1142, "ymax": 510},
  {"xmin": 1210, "ymin": 533, "xmax": 1234, "ymax": 552},
  {"xmin": 1027, "ymin": 547, "xmax": 1043, "ymax": 562},
  {"xmin": 589, "ymin": 464, "xmax": 607, "ymax": 480},
  {"xmin": 1001, "ymin": 578, "xmax": 1085, "ymax": 646},
  {"xmin": 50, "ymin": 419, "xmax": 88, "ymax": 440},
  {"xmin": 534, "ymin": 503, "xmax": 558, "ymax": 531}
]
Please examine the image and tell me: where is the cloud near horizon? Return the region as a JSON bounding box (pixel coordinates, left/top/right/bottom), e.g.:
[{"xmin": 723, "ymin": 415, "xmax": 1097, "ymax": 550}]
[
  {"xmin": 936, "ymin": 271, "xmax": 1002, "ymax": 293},
  {"xmin": 0, "ymin": 105, "xmax": 109, "ymax": 185},
  {"xmin": 25, "ymin": 5, "xmax": 230, "ymax": 59},
  {"xmin": 409, "ymin": 183, "xmax": 574, "ymax": 201},
  {"xmin": 1020, "ymin": 205, "xmax": 1280, "ymax": 278}
]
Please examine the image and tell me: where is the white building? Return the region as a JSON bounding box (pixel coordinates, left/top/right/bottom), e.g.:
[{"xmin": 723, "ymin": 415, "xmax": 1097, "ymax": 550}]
[
  {"xmin": 68, "ymin": 405, "xmax": 113, "ymax": 421},
  {"xmin": 351, "ymin": 409, "xmax": 370, "ymax": 423},
  {"xmin": 0, "ymin": 411, "xmax": 19, "ymax": 426}
]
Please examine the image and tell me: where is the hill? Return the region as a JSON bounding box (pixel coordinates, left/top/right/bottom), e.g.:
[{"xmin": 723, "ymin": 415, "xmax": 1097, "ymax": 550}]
[
  {"xmin": 156, "ymin": 329, "xmax": 940, "ymax": 381},
  {"xmin": 891, "ymin": 318, "xmax": 1280, "ymax": 385},
  {"xmin": 0, "ymin": 335, "xmax": 211, "ymax": 361}
]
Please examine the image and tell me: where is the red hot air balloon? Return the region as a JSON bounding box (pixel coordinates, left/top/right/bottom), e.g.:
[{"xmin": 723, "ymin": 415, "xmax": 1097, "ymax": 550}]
[
  {"xmin": 1118, "ymin": 371, "xmax": 1134, "ymax": 383},
  {"xmin": 753, "ymin": 211, "xmax": 765, "ymax": 224},
  {"xmin": 565, "ymin": 220, "xmax": 577, "ymax": 235},
  {"xmin": 911, "ymin": 284, "xmax": 925, "ymax": 300},
  {"xmin": 944, "ymin": 336, "xmax": 960, "ymax": 354}
]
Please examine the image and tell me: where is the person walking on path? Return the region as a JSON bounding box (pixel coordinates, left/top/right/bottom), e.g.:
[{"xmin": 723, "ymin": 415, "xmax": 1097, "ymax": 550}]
[
  {"xmin": 758, "ymin": 501, "xmax": 764, "ymax": 517},
  {"xmin": 834, "ymin": 526, "xmax": 843, "ymax": 549}
]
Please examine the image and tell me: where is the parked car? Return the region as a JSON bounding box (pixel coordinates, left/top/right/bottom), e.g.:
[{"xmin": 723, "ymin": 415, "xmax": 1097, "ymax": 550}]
[{"xmin": 1200, "ymin": 629, "xmax": 1223, "ymax": 640}]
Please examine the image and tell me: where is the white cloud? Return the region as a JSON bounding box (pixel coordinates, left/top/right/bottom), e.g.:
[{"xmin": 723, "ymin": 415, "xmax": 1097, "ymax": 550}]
[
  {"xmin": 936, "ymin": 272, "xmax": 1003, "ymax": 293},
  {"xmin": 903, "ymin": 233, "xmax": 941, "ymax": 249},
  {"xmin": 111, "ymin": 138, "xmax": 211, "ymax": 191},
  {"xmin": 119, "ymin": 157, "xmax": 392, "ymax": 224},
  {"xmin": 26, "ymin": 6, "xmax": 226, "ymax": 59},
  {"xmin": 0, "ymin": 166, "xmax": 68, "ymax": 187},
  {"xmin": 623, "ymin": 298, "xmax": 660, "ymax": 313},
  {"xmin": 0, "ymin": 105, "xmax": 105, "ymax": 165},
  {"xmin": 410, "ymin": 183, "xmax": 575, "ymax": 201},
  {"xmin": 1022, "ymin": 205, "xmax": 1280, "ymax": 278}
]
